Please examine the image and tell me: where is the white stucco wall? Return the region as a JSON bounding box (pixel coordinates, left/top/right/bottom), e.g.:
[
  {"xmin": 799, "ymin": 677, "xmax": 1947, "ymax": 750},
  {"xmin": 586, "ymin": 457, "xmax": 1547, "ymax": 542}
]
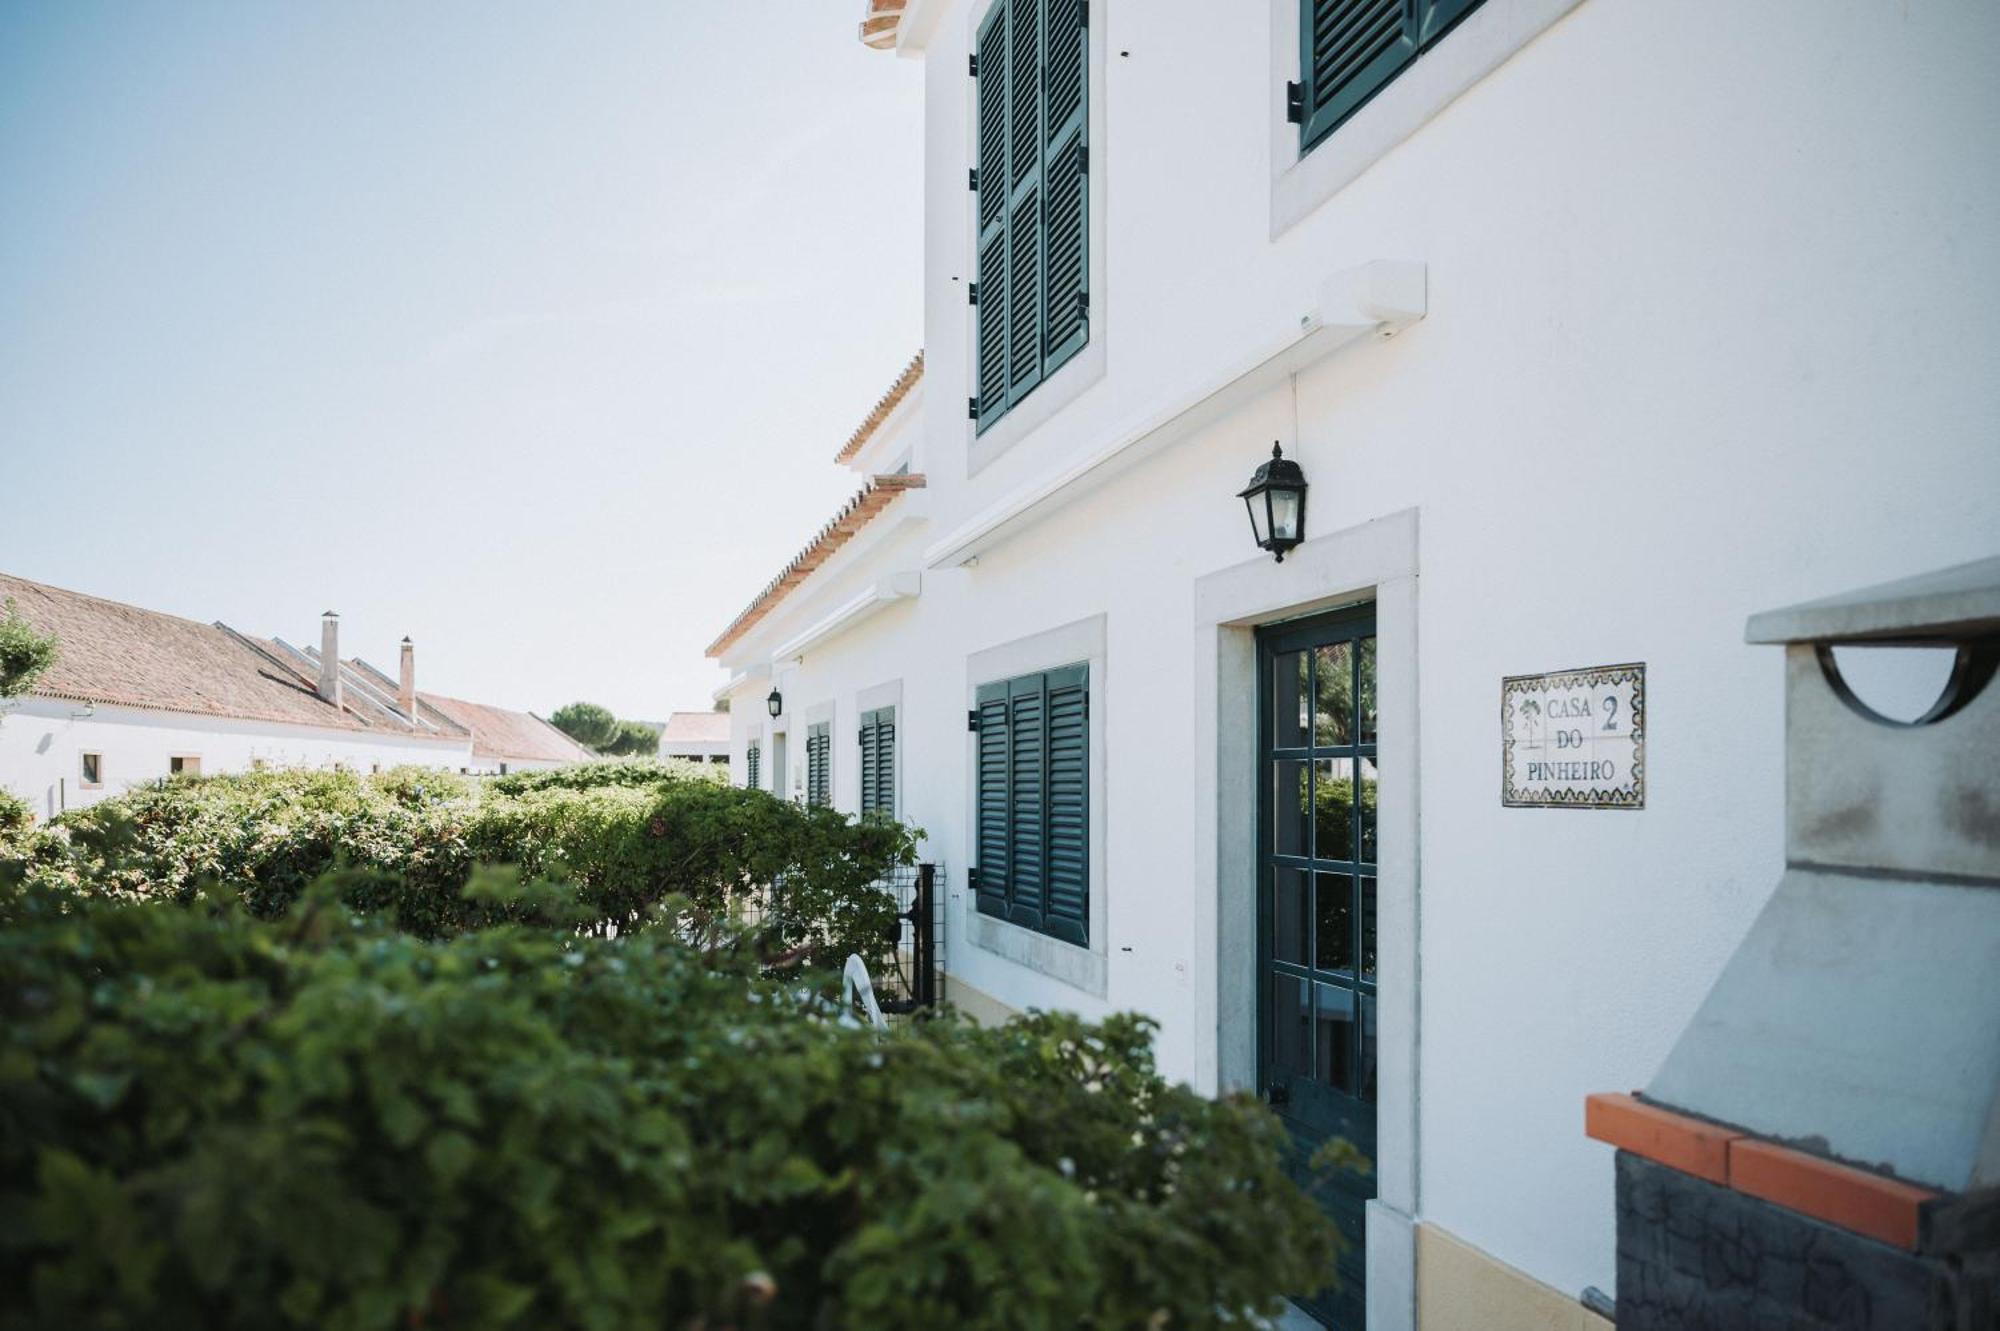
[
  {"xmin": 0, "ymin": 699, "xmax": 470, "ymax": 819},
  {"xmin": 723, "ymin": 0, "xmax": 2000, "ymax": 1313}
]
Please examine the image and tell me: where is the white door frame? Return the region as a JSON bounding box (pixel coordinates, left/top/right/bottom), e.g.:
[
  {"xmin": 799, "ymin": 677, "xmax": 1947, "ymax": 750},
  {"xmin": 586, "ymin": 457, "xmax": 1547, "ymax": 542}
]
[{"xmin": 1191, "ymin": 506, "xmax": 1421, "ymax": 1331}]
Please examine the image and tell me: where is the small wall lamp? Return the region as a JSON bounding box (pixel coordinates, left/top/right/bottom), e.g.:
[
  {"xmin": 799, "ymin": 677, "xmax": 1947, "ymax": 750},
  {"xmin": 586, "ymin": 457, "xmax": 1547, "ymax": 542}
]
[{"xmin": 1239, "ymin": 442, "xmax": 1308, "ymax": 562}]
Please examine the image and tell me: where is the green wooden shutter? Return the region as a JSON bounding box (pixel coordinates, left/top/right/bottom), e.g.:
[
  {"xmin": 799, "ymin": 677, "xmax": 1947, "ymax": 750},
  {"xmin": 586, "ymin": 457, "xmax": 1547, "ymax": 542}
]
[
  {"xmin": 1041, "ymin": 0, "xmax": 1088, "ymax": 373},
  {"xmin": 1006, "ymin": 673, "xmax": 1048, "ymax": 931},
  {"xmin": 1416, "ymin": 0, "xmax": 1483, "ymax": 44},
  {"xmin": 875, "ymin": 708, "xmax": 895, "ymax": 816},
  {"xmin": 974, "ymin": 667, "xmax": 1088, "ymax": 942},
  {"xmin": 859, "ymin": 707, "xmax": 896, "ymax": 817},
  {"xmin": 806, "ymin": 722, "xmax": 830, "ymax": 807},
  {"xmin": 975, "ymin": 3, "xmax": 1010, "ymax": 432},
  {"xmin": 1043, "ymin": 664, "xmax": 1088, "ymax": 945},
  {"xmin": 859, "ymin": 714, "xmax": 879, "ymax": 815},
  {"xmin": 1004, "ymin": 0, "xmax": 1044, "ymax": 411},
  {"xmin": 1297, "ymin": 0, "xmax": 1486, "ymax": 152},
  {"xmin": 1298, "ymin": 0, "xmax": 1416, "ymax": 150},
  {"xmin": 746, "ymin": 742, "xmax": 761, "ymax": 792},
  {"xmin": 975, "ymin": 683, "xmax": 1012, "ymax": 917},
  {"xmin": 974, "ymin": 0, "xmax": 1088, "ymax": 432}
]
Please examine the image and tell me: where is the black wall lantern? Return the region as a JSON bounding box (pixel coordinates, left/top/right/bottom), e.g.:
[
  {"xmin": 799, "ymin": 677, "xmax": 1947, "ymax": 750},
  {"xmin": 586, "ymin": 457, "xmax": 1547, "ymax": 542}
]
[
  {"xmin": 766, "ymin": 687, "xmax": 783, "ymax": 718},
  {"xmin": 1239, "ymin": 441, "xmax": 1308, "ymax": 562}
]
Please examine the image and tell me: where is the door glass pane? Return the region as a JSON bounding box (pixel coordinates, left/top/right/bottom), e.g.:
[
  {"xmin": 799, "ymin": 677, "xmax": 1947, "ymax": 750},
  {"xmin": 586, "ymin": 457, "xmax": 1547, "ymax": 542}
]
[
  {"xmin": 1360, "ymin": 994, "xmax": 1378, "ymax": 1104},
  {"xmin": 1274, "ymin": 868, "xmax": 1310, "ymax": 965},
  {"xmin": 1314, "ymin": 642, "xmax": 1353, "ymax": 746},
  {"xmin": 1359, "ymin": 755, "xmax": 1378, "ymax": 864},
  {"xmin": 1272, "ymin": 973, "xmax": 1313, "ymax": 1081},
  {"xmin": 1315, "ymin": 758, "xmax": 1354, "ymax": 862},
  {"xmin": 1314, "ymin": 981, "xmax": 1356, "ymax": 1094},
  {"xmin": 1315, "ymin": 872, "xmax": 1353, "ymax": 974},
  {"xmin": 1274, "ymin": 650, "xmax": 1309, "ymax": 748},
  {"xmin": 1360, "ymin": 876, "xmax": 1377, "ymax": 980},
  {"xmin": 1358, "ymin": 636, "xmax": 1377, "ymax": 745},
  {"xmin": 1275, "ymin": 761, "xmax": 1312, "ymax": 858}
]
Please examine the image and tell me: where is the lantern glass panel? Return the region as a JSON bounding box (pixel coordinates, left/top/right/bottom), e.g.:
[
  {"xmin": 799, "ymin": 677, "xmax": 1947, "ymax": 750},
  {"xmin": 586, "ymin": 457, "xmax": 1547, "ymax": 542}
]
[
  {"xmin": 1269, "ymin": 488, "xmax": 1301, "ymax": 543},
  {"xmin": 1244, "ymin": 492, "xmax": 1270, "ymax": 546}
]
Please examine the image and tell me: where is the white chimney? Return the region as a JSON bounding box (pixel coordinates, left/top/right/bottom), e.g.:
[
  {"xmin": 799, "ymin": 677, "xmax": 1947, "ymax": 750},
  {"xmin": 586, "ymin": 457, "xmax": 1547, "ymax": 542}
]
[
  {"xmin": 318, "ymin": 612, "xmax": 343, "ymax": 709},
  {"xmin": 398, "ymin": 636, "xmax": 416, "ymax": 716}
]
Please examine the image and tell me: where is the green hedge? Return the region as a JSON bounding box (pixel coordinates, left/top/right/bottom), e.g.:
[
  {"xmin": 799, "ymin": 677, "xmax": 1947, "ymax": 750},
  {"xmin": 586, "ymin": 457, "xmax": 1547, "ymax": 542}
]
[
  {"xmin": 489, "ymin": 759, "xmax": 727, "ymax": 795},
  {"xmin": 0, "ymin": 881, "xmax": 1340, "ymax": 1329},
  {"xmin": 7, "ymin": 766, "xmax": 913, "ymax": 969}
]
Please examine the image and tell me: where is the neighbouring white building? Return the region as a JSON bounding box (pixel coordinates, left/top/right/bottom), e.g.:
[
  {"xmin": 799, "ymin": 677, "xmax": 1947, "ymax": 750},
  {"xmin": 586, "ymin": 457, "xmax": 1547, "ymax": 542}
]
[
  {"xmin": 0, "ymin": 571, "xmax": 588, "ymax": 814},
  {"xmin": 656, "ymin": 710, "xmax": 732, "ymax": 765},
  {"xmin": 710, "ymin": 1, "xmax": 2000, "ymax": 1324}
]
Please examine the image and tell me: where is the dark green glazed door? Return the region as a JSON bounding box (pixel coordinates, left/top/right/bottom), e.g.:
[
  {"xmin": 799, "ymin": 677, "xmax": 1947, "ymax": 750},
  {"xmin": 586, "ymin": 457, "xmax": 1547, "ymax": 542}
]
[{"xmin": 1258, "ymin": 606, "xmax": 1378, "ymax": 1328}]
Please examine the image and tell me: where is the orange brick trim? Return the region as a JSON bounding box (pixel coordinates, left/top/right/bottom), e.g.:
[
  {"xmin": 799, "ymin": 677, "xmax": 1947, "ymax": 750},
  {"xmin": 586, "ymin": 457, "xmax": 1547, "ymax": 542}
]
[
  {"xmin": 1585, "ymin": 1092, "xmax": 1738, "ymax": 1184},
  {"xmin": 1584, "ymin": 1092, "xmax": 1940, "ymax": 1252},
  {"xmin": 1728, "ymin": 1138, "xmax": 1934, "ymax": 1251},
  {"xmin": 834, "ymin": 352, "xmax": 923, "ymax": 464},
  {"xmin": 704, "ymin": 474, "xmax": 927, "ymax": 659}
]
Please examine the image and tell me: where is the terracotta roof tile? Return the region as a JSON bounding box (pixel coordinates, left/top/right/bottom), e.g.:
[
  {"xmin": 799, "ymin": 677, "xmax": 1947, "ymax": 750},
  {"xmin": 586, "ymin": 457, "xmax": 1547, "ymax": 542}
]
[
  {"xmin": 419, "ymin": 693, "xmax": 594, "ymax": 764},
  {"xmin": 0, "ymin": 572, "xmax": 454, "ymax": 739},
  {"xmin": 705, "ymin": 473, "xmax": 926, "ymax": 658},
  {"xmin": 834, "ymin": 352, "xmax": 923, "ymax": 464}
]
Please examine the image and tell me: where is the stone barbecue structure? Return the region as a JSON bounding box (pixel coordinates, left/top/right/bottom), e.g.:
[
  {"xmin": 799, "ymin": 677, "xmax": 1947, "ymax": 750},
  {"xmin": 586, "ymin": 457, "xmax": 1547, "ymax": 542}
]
[{"xmin": 1588, "ymin": 558, "xmax": 2000, "ymax": 1330}]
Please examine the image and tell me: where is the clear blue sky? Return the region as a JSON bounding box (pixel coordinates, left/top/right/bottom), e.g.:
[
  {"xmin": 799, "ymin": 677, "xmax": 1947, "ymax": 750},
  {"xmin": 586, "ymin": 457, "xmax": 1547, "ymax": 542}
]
[{"xmin": 0, "ymin": 1, "xmax": 923, "ymax": 721}]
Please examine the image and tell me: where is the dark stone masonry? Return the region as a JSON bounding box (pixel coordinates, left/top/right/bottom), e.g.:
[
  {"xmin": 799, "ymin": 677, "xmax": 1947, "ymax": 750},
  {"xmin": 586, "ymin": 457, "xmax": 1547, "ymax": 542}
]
[{"xmin": 1614, "ymin": 1152, "xmax": 1996, "ymax": 1331}]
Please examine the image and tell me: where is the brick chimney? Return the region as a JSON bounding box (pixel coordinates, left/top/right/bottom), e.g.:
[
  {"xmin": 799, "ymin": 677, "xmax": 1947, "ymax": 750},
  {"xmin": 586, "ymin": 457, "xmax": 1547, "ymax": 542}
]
[
  {"xmin": 398, "ymin": 636, "xmax": 416, "ymax": 716},
  {"xmin": 318, "ymin": 611, "xmax": 343, "ymax": 709}
]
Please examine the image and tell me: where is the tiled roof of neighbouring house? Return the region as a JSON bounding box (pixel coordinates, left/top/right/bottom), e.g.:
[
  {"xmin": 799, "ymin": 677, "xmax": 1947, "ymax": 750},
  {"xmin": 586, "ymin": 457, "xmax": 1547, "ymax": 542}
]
[
  {"xmin": 858, "ymin": 0, "xmax": 908, "ymax": 49},
  {"xmin": 0, "ymin": 571, "xmax": 463, "ymax": 740},
  {"xmin": 659, "ymin": 711, "xmax": 730, "ymax": 746},
  {"xmin": 834, "ymin": 352, "xmax": 923, "ymax": 464},
  {"xmin": 417, "ymin": 693, "xmax": 595, "ymax": 764},
  {"xmin": 705, "ymin": 473, "xmax": 926, "ymax": 658}
]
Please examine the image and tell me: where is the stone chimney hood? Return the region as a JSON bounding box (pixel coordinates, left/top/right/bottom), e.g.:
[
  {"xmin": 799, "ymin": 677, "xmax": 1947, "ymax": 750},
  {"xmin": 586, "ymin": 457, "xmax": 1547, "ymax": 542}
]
[
  {"xmin": 1648, "ymin": 556, "xmax": 2000, "ymax": 1196},
  {"xmin": 398, "ymin": 636, "xmax": 416, "ymax": 717},
  {"xmin": 317, "ymin": 612, "xmax": 343, "ymax": 711}
]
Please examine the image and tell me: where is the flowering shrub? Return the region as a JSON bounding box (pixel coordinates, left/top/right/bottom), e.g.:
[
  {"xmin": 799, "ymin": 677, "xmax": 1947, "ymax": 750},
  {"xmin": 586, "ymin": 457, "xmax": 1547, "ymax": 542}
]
[
  {"xmin": 5, "ymin": 765, "xmax": 912, "ymax": 968},
  {"xmin": 0, "ymin": 879, "xmax": 1339, "ymax": 1330}
]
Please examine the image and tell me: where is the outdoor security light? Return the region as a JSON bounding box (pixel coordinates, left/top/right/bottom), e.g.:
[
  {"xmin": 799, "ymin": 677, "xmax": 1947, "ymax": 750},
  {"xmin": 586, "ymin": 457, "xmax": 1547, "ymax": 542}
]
[
  {"xmin": 1239, "ymin": 442, "xmax": 1307, "ymax": 562},
  {"xmin": 766, "ymin": 687, "xmax": 783, "ymax": 718}
]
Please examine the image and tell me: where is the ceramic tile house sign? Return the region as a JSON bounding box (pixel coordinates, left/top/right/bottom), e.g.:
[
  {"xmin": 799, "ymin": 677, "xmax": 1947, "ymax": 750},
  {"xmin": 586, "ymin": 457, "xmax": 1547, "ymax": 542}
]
[{"xmin": 1501, "ymin": 663, "xmax": 1645, "ymax": 808}]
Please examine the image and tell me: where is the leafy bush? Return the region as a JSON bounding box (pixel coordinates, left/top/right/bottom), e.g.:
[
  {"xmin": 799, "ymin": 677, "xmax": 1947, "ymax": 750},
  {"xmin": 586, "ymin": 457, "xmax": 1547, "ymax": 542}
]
[
  {"xmin": 0, "ymin": 788, "xmax": 32, "ymax": 856},
  {"xmin": 7, "ymin": 765, "xmax": 912, "ymax": 968},
  {"xmin": 0, "ymin": 880, "xmax": 1338, "ymax": 1330},
  {"xmin": 0, "ymin": 597, "xmax": 60, "ymax": 700},
  {"xmin": 489, "ymin": 758, "xmax": 725, "ymax": 796}
]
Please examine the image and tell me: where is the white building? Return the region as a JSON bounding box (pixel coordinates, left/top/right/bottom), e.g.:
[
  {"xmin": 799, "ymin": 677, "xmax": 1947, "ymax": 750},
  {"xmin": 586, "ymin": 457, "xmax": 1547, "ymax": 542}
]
[
  {"xmin": 0, "ymin": 572, "xmax": 586, "ymax": 813},
  {"xmin": 656, "ymin": 711, "xmax": 732, "ymax": 765},
  {"xmin": 710, "ymin": 1, "xmax": 1999, "ymax": 1326}
]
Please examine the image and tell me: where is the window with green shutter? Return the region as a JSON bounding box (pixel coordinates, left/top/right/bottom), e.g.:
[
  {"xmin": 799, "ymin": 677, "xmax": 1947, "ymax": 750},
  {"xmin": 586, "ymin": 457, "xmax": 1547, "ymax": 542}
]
[
  {"xmin": 1292, "ymin": 0, "xmax": 1485, "ymax": 152},
  {"xmin": 972, "ymin": 0, "xmax": 1088, "ymax": 433},
  {"xmin": 745, "ymin": 742, "xmax": 761, "ymax": 792},
  {"xmin": 972, "ymin": 664, "xmax": 1088, "ymax": 945},
  {"xmin": 805, "ymin": 722, "xmax": 831, "ymax": 808},
  {"xmin": 859, "ymin": 707, "xmax": 896, "ymax": 818}
]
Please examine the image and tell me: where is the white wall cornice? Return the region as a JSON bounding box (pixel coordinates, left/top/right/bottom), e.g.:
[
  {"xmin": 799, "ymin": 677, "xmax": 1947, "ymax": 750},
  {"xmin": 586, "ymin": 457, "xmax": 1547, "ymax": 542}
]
[
  {"xmin": 768, "ymin": 573, "xmax": 922, "ymax": 665},
  {"xmin": 924, "ymin": 260, "xmax": 1426, "ymax": 570}
]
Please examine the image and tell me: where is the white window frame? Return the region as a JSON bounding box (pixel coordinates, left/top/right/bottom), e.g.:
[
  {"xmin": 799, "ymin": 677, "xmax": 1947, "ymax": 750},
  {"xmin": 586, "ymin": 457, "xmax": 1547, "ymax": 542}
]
[
  {"xmin": 1269, "ymin": 0, "xmax": 1588, "ymax": 237},
  {"xmin": 964, "ymin": 614, "xmax": 1108, "ymax": 997},
  {"xmin": 962, "ymin": 0, "xmax": 1110, "ymax": 476}
]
